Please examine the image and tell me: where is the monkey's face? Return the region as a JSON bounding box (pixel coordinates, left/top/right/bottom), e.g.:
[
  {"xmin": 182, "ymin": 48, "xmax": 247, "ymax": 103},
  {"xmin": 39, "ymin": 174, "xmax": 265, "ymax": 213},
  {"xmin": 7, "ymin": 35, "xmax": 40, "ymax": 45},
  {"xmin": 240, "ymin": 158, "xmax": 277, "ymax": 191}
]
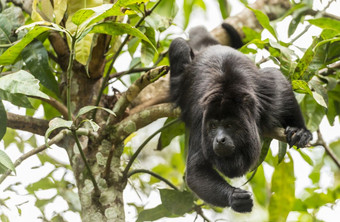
[{"xmin": 201, "ymin": 101, "xmax": 261, "ymax": 178}]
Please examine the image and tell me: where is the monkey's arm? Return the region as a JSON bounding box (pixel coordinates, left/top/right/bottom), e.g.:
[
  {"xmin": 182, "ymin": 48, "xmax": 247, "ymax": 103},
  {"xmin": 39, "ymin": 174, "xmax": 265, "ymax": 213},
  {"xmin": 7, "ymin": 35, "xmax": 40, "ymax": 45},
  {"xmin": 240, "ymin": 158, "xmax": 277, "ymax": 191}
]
[{"xmin": 186, "ymin": 145, "xmax": 253, "ymax": 212}]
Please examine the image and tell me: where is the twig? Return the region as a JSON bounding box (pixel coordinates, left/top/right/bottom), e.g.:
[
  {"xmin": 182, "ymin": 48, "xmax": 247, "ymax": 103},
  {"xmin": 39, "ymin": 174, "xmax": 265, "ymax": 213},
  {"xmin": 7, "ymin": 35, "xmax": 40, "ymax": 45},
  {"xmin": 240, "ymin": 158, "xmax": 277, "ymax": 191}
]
[
  {"xmin": 313, "ymin": 130, "xmax": 340, "ymax": 169},
  {"xmin": 127, "ymin": 169, "xmax": 179, "ymax": 190},
  {"xmin": 71, "ymin": 129, "xmax": 100, "ymax": 195},
  {"xmin": 29, "ymin": 96, "xmax": 72, "ymax": 119},
  {"xmin": 109, "ymin": 67, "xmax": 156, "ymax": 80},
  {"xmin": 0, "ymin": 129, "xmax": 68, "ymax": 184},
  {"xmin": 122, "ymin": 119, "xmax": 180, "ymax": 179}
]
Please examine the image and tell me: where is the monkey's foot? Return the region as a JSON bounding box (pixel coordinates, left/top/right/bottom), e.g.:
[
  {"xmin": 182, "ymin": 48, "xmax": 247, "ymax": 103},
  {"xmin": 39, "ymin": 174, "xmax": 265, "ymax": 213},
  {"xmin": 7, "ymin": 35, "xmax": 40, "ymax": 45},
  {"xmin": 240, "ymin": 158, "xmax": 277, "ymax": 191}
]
[{"xmin": 285, "ymin": 126, "xmax": 313, "ymax": 148}]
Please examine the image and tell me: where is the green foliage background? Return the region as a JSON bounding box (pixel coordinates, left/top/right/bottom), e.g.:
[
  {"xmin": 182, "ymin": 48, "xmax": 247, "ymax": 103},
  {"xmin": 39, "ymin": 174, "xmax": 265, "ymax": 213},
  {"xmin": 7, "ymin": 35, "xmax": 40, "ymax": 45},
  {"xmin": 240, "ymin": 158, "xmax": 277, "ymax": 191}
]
[{"xmin": 0, "ymin": 0, "xmax": 340, "ymax": 221}]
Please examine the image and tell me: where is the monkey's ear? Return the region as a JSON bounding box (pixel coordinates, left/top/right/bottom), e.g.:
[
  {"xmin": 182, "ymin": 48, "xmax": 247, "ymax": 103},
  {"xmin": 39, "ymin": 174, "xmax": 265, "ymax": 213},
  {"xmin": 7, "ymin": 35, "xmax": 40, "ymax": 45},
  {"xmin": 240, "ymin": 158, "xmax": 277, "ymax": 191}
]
[{"xmin": 169, "ymin": 37, "xmax": 193, "ymax": 77}]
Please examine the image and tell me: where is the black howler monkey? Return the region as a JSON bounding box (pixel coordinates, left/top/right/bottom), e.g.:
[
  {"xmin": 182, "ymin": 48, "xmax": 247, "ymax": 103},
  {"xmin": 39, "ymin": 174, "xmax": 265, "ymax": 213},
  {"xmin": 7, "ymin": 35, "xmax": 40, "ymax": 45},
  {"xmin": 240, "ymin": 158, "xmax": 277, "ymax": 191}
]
[{"xmin": 168, "ymin": 25, "xmax": 312, "ymax": 213}]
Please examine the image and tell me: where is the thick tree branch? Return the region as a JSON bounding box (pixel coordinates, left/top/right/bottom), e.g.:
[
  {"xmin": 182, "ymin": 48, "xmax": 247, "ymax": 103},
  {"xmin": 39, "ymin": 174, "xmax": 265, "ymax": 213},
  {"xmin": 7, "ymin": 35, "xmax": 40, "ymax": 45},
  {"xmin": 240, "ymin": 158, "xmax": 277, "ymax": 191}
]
[
  {"xmin": 88, "ymin": 34, "xmax": 112, "ymax": 79},
  {"xmin": 48, "ymin": 31, "xmax": 70, "ymax": 71},
  {"xmin": 211, "ymin": 0, "xmax": 291, "ymax": 45},
  {"xmin": 110, "ymin": 103, "xmax": 180, "ymax": 142},
  {"xmin": 109, "ymin": 66, "xmax": 169, "ymax": 121},
  {"xmin": 7, "ymin": 112, "xmax": 49, "ymax": 136}
]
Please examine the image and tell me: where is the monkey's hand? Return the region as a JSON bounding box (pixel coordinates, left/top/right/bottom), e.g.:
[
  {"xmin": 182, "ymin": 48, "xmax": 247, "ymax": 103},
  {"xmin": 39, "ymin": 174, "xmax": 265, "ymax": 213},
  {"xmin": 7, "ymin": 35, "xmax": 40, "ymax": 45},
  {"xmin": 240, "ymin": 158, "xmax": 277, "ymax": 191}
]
[
  {"xmin": 285, "ymin": 126, "xmax": 313, "ymax": 148},
  {"xmin": 229, "ymin": 188, "xmax": 253, "ymax": 213}
]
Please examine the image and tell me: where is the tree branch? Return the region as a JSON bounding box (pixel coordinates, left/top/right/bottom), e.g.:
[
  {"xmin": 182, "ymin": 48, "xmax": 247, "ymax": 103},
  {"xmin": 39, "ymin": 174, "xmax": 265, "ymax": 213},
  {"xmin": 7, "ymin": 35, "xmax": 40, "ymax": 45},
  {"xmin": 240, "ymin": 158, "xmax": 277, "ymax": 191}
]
[
  {"xmin": 0, "ymin": 129, "xmax": 67, "ymax": 184},
  {"xmin": 6, "ymin": 112, "xmax": 49, "ymax": 136},
  {"xmin": 111, "ymin": 66, "xmax": 169, "ymax": 120},
  {"xmin": 107, "ymin": 103, "xmax": 180, "ymax": 143},
  {"xmin": 313, "ymin": 130, "xmax": 340, "ymax": 169},
  {"xmin": 29, "ymin": 96, "xmax": 71, "ymax": 119}
]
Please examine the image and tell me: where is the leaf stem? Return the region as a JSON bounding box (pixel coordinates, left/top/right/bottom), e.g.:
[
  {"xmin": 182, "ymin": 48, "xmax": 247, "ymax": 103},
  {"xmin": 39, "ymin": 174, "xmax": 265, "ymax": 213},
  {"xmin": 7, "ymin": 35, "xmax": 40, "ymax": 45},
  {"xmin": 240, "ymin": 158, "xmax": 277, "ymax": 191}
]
[
  {"xmin": 66, "ymin": 36, "xmax": 76, "ymax": 121},
  {"xmin": 127, "ymin": 169, "xmax": 178, "ymax": 190}
]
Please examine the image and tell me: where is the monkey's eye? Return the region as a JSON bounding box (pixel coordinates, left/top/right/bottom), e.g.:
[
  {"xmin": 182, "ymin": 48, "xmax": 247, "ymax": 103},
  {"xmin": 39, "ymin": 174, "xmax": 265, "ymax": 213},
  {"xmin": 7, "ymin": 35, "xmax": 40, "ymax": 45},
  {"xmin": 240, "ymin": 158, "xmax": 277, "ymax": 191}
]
[
  {"xmin": 225, "ymin": 124, "xmax": 232, "ymax": 128},
  {"xmin": 209, "ymin": 122, "xmax": 217, "ymax": 129}
]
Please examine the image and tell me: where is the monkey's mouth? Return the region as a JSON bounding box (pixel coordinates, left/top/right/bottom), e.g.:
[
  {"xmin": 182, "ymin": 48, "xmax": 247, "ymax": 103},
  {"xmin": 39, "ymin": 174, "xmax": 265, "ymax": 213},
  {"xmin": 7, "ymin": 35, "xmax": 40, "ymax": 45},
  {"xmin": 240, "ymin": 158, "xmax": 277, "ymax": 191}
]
[{"xmin": 213, "ymin": 141, "xmax": 235, "ymax": 157}]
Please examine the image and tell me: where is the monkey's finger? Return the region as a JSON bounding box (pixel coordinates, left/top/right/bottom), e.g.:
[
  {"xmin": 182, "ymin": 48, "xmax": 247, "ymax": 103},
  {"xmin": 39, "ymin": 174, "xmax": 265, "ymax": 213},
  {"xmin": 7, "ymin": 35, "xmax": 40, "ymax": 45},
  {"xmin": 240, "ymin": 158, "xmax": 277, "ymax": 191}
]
[{"xmin": 290, "ymin": 129, "xmax": 305, "ymax": 147}]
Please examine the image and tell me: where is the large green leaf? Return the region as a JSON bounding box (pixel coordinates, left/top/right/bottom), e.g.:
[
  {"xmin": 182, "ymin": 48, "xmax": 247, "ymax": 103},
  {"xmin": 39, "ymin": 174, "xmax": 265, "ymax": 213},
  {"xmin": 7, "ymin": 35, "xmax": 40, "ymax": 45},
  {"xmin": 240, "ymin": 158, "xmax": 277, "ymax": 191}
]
[
  {"xmin": 0, "ymin": 100, "xmax": 7, "ymax": 140},
  {"xmin": 0, "ymin": 150, "xmax": 15, "ymax": 174},
  {"xmin": 0, "ymin": 26, "xmax": 50, "ymax": 65},
  {"xmin": 157, "ymin": 118, "xmax": 185, "ymax": 151},
  {"xmin": 309, "ymin": 79, "xmax": 328, "ymax": 108},
  {"xmin": 269, "ymin": 157, "xmax": 295, "ymax": 222},
  {"xmin": 0, "ymin": 89, "xmax": 32, "ymax": 108},
  {"xmin": 136, "ymin": 204, "xmax": 173, "ymax": 222},
  {"xmin": 249, "ymin": 165, "xmax": 268, "ymax": 206},
  {"xmin": 247, "ymin": 6, "xmax": 277, "ymax": 39},
  {"xmin": 90, "ymin": 22, "xmax": 157, "ymax": 50},
  {"xmin": 0, "ymin": 70, "xmax": 49, "ymax": 100},
  {"xmin": 308, "ymin": 17, "xmax": 340, "ymax": 33},
  {"xmin": 160, "ymin": 189, "xmax": 194, "ymax": 215},
  {"xmin": 21, "ymin": 40, "xmax": 59, "ymax": 95}
]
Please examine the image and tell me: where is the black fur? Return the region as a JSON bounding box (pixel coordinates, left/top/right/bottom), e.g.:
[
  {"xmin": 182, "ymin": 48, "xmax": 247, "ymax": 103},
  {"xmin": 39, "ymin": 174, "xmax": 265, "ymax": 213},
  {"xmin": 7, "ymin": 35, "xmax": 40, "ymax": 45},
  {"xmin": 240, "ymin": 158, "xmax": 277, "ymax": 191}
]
[{"xmin": 168, "ymin": 26, "xmax": 312, "ymax": 212}]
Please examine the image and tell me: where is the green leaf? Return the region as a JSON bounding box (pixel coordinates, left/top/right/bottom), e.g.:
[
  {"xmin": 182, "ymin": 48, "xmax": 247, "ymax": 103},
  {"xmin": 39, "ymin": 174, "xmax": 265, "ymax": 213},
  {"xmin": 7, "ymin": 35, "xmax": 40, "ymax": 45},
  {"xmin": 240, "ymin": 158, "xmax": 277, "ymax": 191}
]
[
  {"xmin": 82, "ymin": 119, "xmax": 100, "ymax": 132},
  {"xmin": 249, "ymin": 165, "xmax": 268, "ymax": 206},
  {"xmin": 141, "ymin": 27, "xmax": 156, "ymax": 66},
  {"xmin": 217, "ymin": 0, "xmax": 230, "ymax": 19},
  {"xmin": 157, "ymin": 118, "xmax": 185, "ymax": 151},
  {"xmin": 44, "ymin": 118, "xmax": 72, "ymax": 145},
  {"xmin": 26, "ymin": 176, "xmax": 56, "ymax": 193},
  {"xmin": 288, "ymin": 6, "xmax": 309, "ymax": 37},
  {"xmin": 0, "ymin": 100, "xmax": 7, "ymax": 140},
  {"xmin": 91, "ymin": 22, "xmax": 157, "ymax": 51},
  {"xmin": 136, "ymin": 204, "xmax": 173, "ymax": 222},
  {"xmin": 183, "ymin": 0, "xmax": 195, "ymax": 29},
  {"xmin": 21, "ymin": 40, "xmax": 59, "ymax": 95},
  {"xmin": 0, "ymin": 70, "xmax": 49, "ymax": 99},
  {"xmin": 72, "ymin": 8, "xmax": 95, "ymax": 26},
  {"xmin": 293, "ymin": 37, "xmax": 319, "ymax": 80},
  {"xmin": 76, "ymin": 105, "xmax": 116, "ymax": 119},
  {"xmin": 0, "ymin": 89, "xmax": 32, "ymax": 108},
  {"xmin": 309, "ymin": 79, "xmax": 328, "ymax": 108},
  {"xmin": 255, "ymin": 138, "xmax": 272, "ymax": 169},
  {"xmin": 153, "ymin": 0, "xmax": 178, "ymax": 20},
  {"xmin": 278, "ymin": 141, "xmax": 287, "ymax": 164},
  {"xmin": 160, "ymin": 189, "xmax": 194, "ymax": 215},
  {"xmin": 0, "ymin": 150, "xmax": 15, "ymax": 174},
  {"xmin": 308, "ymin": 17, "xmax": 340, "ymax": 33},
  {"xmin": 297, "ymin": 149, "xmax": 313, "ymax": 166},
  {"xmin": 291, "ymin": 80, "xmax": 312, "ymax": 95},
  {"xmin": 269, "ymin": 157, "xmax": 295, "ymax": 222},
  {"xmin": 247, "ymin": 6, "xmax": 277, "ymax": 39},
  {"xmin": 53, "ymin": 0, "xmax": 67, "ymax": 24},
  {"xmin": 0, "ymin": 26, "xmax": 51, "ymax": 65},
  {"xmin": 300, "ymin": 95, "xmax": 325, "ymax": 132}
]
